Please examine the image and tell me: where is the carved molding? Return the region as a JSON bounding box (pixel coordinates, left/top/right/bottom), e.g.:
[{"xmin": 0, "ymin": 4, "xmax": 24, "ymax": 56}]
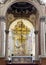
[{"xmin": 7, "ymin": 13, "xmax": 15, "ymax": 22}]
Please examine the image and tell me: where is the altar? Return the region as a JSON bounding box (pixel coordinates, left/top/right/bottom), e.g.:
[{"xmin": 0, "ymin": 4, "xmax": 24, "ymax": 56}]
[
  {"xmin": 7, "ymin": 19, "xmax": 35, "ymax": 64},
  {"xmin": 6, "ymin": 63, "xmax": 38, "ymax": 65},
  {"xmin": 7, "ymin": 56, "xmax": 33, "ymax": 64}
]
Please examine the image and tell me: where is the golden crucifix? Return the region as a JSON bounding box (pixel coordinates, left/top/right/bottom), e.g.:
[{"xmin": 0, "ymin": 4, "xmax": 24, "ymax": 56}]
[{"xmin": 12, "ymin": 20, "xmax": 30, "ymax": 43}]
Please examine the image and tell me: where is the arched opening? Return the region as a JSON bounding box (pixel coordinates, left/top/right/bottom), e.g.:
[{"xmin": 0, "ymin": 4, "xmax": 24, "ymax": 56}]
[
  {"xmin": 8, "ymin": 18, "xmax": 35, "ymax": 62},
  {"xmin": 5, "ymin": 1, "xmax": 39, "ymax": 63}
]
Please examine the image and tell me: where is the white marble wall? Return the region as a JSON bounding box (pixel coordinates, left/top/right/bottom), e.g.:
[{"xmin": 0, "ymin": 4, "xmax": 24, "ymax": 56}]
[{"xmin": 40, "ymin": 17, "xmax": 45, "ymax": 56}]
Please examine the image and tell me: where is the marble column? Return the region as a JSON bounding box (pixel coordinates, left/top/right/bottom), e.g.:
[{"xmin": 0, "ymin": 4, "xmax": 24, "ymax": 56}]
[
  {"xmin": 0, "ymin": 18, "xmax": 2, "ymax": 56},
  {"xmin": 40, "ymin": 17, "xmax": 45, "ymax": 56},
  {"xmin": 5, "ymin": 30, "xmax": 9, "ymax": 58},
  {"xmin": 34, "ymin": 31, "xmax": 39, "ymax": 60},
  {"xmin": 0, "ymin": 17, "xmax": 6, "ymax": 57}
]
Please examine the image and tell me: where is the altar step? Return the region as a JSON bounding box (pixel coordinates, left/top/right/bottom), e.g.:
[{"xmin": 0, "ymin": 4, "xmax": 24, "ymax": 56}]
[{"xmin": 6, "ymin": 63, "xmax": 38, "ymax": 65}]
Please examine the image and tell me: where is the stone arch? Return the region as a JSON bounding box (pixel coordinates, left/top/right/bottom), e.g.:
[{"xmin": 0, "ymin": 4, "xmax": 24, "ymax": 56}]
[
  {"xmin": 2, "ymin": 0, "xmax": 43, "ymax": 17},
  {"xmin": 1, "ymin": 0, "xmax": 42, "ymax": 31},
  {"xmin": 8, "ymin": 18, "xmax": 35, "ymax": 57},
  {"xmin": 3, "ymin": 0, "xmax": 41, "ymax": 59}
]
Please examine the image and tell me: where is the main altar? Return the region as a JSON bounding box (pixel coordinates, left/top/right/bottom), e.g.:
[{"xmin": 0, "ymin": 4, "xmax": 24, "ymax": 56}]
[{"xmin": 7, "ymin": 19, "xmax": 35, "ymax": 63}]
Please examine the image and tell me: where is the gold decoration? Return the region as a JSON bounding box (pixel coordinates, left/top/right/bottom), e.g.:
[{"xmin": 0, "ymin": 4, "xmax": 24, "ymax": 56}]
[
  {"xmin": 7, "ymin": 13, "xmax": 15, "ymax": 22},
  {"xmin": 29, "ymin": 14, "xmax": 36, "ymax": 22},
  {"xmin": 12, "ymin": 20, "xmax": 30, "ymax": 43}
]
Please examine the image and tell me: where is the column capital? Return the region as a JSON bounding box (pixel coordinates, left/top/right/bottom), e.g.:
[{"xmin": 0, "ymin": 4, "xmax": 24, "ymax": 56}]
[
  {"xmin": 40, "ymin": 16, "xmax": 45, "ymax": 22},
  {"xmin": 0, "ymin": 16, "xmax": 6, "ymax": 21},
  {"xmin": 34, "ymin": 30, "xmax": 39, "ymax": 34},
  {"xmin": 5, "ymin": 30, "xmax": 9, "ymax": 34}
]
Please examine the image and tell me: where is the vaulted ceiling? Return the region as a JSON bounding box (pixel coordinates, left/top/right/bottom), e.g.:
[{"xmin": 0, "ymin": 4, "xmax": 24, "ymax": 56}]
[
  {"xmin": 7, "ymin": 2, "xmax": 37, "ymax": 17},
  {"xmin": 6, "ymin": 2, "xmax": 37, "ymax": 27}
]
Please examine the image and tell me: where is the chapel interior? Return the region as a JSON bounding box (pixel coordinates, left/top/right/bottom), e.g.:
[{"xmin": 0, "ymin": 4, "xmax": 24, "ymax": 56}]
[{"xmin": 0, "ymin": 0, "xmax": 46, "ymax": 65}]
